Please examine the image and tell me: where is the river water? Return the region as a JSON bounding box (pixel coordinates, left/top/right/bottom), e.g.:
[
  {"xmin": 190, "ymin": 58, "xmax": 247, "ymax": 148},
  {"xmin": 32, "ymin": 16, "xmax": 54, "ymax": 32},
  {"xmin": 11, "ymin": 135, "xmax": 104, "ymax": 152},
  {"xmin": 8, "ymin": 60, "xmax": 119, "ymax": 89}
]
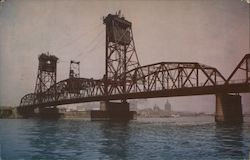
[{"xmin": 0, "ymin": 116, "xmax": 250, "ymax": 160}]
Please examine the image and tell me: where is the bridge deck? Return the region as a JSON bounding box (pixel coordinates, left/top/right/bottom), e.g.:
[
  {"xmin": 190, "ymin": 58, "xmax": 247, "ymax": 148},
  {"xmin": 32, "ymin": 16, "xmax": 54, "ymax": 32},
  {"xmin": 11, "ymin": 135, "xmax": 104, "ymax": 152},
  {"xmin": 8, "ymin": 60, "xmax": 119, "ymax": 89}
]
[{"xmin": 20, "ymin": 83, "xmax": 249, "ymax": 108}]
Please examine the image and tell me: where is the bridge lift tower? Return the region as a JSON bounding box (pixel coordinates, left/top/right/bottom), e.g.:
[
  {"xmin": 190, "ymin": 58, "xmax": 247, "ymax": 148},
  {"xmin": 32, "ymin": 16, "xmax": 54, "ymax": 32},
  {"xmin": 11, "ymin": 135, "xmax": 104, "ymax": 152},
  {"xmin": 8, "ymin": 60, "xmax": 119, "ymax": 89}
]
[
  {"xmin": 103, "ymin": 11, "xmax": 141, "ymax": 97},
  {"xmin": 34, "ymin": 52, "xmax": 58, "ymax": 104},
  {"xmin": 92, "ymin": 12, "xmax": 139, "ymax": 120},
  {"xmin": 32, "ymin": 52, "xmax": 60, "ymax": 117},
  {"xmin": 67, "ymin": 60, "xmax": 81, "ymax": 94}
]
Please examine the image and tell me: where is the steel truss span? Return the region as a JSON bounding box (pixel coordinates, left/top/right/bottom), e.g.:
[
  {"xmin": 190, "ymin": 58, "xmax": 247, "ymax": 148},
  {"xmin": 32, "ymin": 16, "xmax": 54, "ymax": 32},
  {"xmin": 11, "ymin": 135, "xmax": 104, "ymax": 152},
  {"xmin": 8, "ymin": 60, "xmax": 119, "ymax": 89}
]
[{"xmin": 20, "ymin": 54, "xmax": 250, "ymax": 108}]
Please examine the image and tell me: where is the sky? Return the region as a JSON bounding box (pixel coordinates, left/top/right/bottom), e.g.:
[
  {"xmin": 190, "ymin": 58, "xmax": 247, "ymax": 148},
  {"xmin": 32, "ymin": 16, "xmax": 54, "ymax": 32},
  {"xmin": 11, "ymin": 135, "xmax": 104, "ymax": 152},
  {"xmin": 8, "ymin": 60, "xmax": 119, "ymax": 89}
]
[{"xmin": 0, "ymin": 0, "xmax": 249, "ymax": 113}]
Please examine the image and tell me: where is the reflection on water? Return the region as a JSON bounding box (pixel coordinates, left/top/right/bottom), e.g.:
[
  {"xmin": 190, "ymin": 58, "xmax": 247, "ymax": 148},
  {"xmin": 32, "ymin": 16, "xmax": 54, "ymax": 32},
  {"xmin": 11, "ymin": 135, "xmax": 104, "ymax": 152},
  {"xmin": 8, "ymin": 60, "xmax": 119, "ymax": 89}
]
[
  {"xmin": 215, "ymin": 124, "xmax": 248, "ymax": 159},
  {"xmin": 0, "ymin": 116, "xmax": 250, "ymax": 160},
  {"xmin": 99, "ymin": 122, "xmax": 130, "ymax": 160},
  {"xmin": 28, "ymin": 120, "xmax": 84, "ymax": 159}
]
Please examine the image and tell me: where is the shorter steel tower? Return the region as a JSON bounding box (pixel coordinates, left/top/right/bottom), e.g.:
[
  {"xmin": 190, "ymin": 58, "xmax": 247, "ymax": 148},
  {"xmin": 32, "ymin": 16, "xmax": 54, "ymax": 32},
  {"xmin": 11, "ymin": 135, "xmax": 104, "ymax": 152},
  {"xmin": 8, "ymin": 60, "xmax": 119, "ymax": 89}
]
[
  {"xmin": 34, "ymin": 52, "xmax": 58, "ymax": 104},
  {"xmin": 67, "ymin": 60, "xmax": 81, "ymax": 94},
  {"xmin": 69, "ymin": 60, "xmax": 80, "ymax": 78}
]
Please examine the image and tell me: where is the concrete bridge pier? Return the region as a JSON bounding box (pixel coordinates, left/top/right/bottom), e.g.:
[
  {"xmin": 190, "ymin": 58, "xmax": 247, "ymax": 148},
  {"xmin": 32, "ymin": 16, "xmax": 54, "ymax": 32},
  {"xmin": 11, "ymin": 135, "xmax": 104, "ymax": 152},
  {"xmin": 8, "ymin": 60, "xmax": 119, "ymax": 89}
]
[
  {"xmin": 17, "ymin": 107, "xmax": 35, "ymax": 118},
  {"xmin": 91, "ymin": 101, "xmax": 136, "ymax": 121},
  {"xmin": 215, "ymin": 94, "xmax": 243, "ymax": 124},
  {"xmin": 34, "ymin": 107, "xmax": 61, "ymax": 119},
  {"xmin": 18, "ymin": 106, "xmax": 61, "ymax": 118}
]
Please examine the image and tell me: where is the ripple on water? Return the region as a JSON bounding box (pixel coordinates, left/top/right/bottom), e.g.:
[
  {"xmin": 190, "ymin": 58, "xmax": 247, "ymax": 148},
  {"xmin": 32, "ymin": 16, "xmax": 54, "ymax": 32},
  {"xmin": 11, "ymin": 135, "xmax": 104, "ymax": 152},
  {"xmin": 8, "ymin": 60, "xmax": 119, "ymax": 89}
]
[{"xmin": 0, "ymin": 117, "xmax": 249, "ymax": 160}]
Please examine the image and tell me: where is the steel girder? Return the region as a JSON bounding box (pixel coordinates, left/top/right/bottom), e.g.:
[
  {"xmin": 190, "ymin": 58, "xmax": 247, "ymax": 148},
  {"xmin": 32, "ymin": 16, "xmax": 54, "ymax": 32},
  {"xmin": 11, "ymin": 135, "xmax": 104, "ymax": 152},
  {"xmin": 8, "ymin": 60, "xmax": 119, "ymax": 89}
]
[
  {"xmin": 226, "ymin": 54, "xmax": 250, "ymax": 84},
  {"xmin": 20, "ymin": 78, "xmax": 104, "ymax": 107},
  {"xmin": 20, "ymin": 61, "xmax": 228, "ymax": 107},
  {"xmin": 106, "ymin": 62, "xmax": 226, "ymax": 95}
]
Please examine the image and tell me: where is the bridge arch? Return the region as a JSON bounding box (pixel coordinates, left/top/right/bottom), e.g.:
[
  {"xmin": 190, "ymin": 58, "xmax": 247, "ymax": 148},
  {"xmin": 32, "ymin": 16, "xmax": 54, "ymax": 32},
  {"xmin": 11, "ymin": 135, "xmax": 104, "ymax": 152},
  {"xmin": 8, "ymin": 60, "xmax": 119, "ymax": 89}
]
[{"xmin": 105, "ymin": 61, "xmax": 226, "ymax": 95}]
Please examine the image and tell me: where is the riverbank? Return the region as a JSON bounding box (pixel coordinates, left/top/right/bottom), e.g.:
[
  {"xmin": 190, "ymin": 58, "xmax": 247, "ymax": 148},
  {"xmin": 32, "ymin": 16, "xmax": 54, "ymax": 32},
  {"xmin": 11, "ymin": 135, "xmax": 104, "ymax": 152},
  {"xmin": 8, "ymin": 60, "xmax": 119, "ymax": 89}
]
[{"xmin": 0, "ymin": 107, "xmax": 21, "ymax": 118}]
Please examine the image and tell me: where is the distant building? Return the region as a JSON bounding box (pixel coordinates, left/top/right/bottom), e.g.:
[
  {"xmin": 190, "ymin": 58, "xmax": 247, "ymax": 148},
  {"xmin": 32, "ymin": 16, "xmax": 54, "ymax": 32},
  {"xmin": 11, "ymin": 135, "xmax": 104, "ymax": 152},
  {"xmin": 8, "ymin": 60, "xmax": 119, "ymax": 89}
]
[
  {"xmin": 138, "ymin": 108, "xmax": 153, "ymax": 117},
  {"xmin": 153, "ymin": 104, "xmax": 160, "ymax": 112},
  {"xmin": 77, "ymin": 106, "xmax": 86, "ymax": 111},
  {"xmin": 164, "ymin": 100, "xmax": 171, "ymax": 112}
]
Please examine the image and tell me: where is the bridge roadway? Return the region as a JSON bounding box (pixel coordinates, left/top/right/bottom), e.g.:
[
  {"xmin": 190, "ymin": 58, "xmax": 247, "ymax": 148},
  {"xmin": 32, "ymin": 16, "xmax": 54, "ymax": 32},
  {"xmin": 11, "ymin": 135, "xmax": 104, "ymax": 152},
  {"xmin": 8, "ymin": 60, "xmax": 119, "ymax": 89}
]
[{"xmin": 20, "ymin": 82, "xmax": 249, "ymax": 108}]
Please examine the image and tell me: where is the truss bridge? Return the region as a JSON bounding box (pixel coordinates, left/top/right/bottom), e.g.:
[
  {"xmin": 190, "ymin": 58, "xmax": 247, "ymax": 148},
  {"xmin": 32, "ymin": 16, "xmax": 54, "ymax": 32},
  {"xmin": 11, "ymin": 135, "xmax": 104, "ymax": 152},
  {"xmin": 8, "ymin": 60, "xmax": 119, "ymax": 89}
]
[{"xmin": 19, "ymin": 12, "xmax": 250, "ymax": 123}]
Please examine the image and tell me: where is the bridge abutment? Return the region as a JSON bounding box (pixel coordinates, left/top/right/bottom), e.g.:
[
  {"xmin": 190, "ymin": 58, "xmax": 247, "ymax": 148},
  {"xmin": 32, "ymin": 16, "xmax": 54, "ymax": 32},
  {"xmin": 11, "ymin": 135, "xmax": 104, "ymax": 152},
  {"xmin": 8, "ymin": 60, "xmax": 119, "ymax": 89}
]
[
  {"xmin": 215, "ymin": 94, "xmax": 243, "ymax": 124},
  {"xmin": 17, "ymin": 107, "xmax": 35, "ymax": 118},
  {"xmin": 35, "ymin": 107, "xmax": 61, "ymax": 119},
  {"xmin": 91, "ymin": 101, "xmax": 136, "ymax": 121},
  {"xmin": 18, "ymin": 107, "xmax": 61, "ymax": 119}
]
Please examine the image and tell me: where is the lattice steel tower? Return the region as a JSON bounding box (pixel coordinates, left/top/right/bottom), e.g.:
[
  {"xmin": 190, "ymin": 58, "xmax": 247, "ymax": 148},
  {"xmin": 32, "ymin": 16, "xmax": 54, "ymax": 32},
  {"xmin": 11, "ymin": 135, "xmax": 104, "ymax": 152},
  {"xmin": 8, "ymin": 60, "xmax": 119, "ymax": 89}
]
[
  {"xmin": 103, "ymin": 11, "xmax": 141, "ymax": 95},
  {"xmin": 67, "ymin": 60, "xmax": 80, "ymax": 94},
  {"xmin": 69, "ymin": 60, "xmax": 80, "ymax": 78},
  {"xmin": 34, "ymin": 52, "xmax": 58, "ymax": 103}
]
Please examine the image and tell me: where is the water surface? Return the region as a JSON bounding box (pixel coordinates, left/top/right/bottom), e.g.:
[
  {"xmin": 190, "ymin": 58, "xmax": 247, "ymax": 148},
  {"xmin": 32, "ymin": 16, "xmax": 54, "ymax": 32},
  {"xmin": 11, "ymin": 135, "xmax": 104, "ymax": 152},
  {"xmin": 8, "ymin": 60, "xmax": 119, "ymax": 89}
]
[{"xmin": 0, "ymin": 116, "xmax": 249, "ymax": 160}]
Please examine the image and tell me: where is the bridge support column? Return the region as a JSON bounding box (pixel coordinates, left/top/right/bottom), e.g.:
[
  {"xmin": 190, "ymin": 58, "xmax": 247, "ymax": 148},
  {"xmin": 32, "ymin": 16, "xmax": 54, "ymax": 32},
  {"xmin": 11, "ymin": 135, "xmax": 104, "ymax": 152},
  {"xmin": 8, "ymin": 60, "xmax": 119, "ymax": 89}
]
[
  {"xmin": 35, "ymin": 107, "xmax": 61, "ymax": 119},
  {"xmin": 18, "ymin": 107, "xmax": 61, "ymax": 119},
  {"xmin": 215, "ymin": 94, "xmax": 243, "ymax": 124},
  {"xmin": 17, "ymin": 107, "xmax": 35, "ymax": 118},
  {"xmin": 91, "ymin": 101, "xmax": 136, "ymax": 121}
]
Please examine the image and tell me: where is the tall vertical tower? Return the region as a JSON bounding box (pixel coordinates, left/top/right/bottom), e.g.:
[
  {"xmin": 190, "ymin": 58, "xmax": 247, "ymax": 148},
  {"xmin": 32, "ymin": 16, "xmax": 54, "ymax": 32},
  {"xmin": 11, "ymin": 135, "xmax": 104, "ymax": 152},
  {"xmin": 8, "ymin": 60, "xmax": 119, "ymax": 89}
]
[
  {"xmin": 67, "ymin": 60, "xmax": 80, "ymax": 94},
  {"xmin": 34, "ymin": 52, "xmax": 58, "ymax": 103},
  {"xmin": 103, "ymin": 12, "xmax": 141, "ymax": 96},
  {"xmin": 69, "ymin": 60, "xmax": 80, "ymax": 78}
]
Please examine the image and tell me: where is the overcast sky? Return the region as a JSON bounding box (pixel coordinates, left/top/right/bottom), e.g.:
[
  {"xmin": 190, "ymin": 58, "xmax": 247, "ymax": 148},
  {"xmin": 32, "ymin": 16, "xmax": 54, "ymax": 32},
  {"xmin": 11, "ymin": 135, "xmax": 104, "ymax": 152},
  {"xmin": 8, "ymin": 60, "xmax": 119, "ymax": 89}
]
[{"xmin": 0, "ymin": 0, "xmax": 249, "ymax": 113}]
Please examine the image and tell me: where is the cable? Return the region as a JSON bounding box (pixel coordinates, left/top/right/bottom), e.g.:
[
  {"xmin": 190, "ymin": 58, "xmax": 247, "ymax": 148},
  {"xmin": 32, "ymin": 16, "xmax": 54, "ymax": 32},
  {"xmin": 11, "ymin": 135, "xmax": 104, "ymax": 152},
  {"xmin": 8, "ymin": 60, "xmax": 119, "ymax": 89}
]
[
  {"xmin": 76, "ymin": 30, "xmax": 104, "ymax": 58},
  {"xmin": 53, "ymin": 22, "xmax": 103, "ymax": 54},
  {"xmin": 76, "ymin": 27, "xmax": 104, "ymax": 58},
  {"xmin": 78, "ymin": 37, "xmax": 103, "ymax": 57},
  {"xmin": 56, "ymin": 26, "xmax": 104, "ymax": 64}
]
